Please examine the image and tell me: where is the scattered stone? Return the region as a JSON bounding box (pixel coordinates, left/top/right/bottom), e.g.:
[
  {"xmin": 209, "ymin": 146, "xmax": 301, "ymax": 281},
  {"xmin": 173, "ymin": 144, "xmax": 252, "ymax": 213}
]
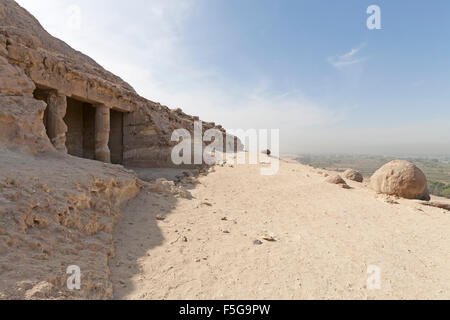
[
  {"xmin": 385, "ymin": 199, "xmax": 400, "ymax": 205},
  {"xmin": 262, "ymin": 236, "xmax": 276, "ymax": 242},
  {"xmin": 155, "ymin": 215, "xmax": 166, "ymax": 221},
  {"xmin": 253, "ymin": 240, "xmax": 263, "ymax": 245},
  {"xmin": 182, "ymin": 171, "xmax": 193, "ymax": 178},
  {"xmin": 325, "ymin": 175, "xmax": 351, "ymax": 189},
  {"xmin": 201, "ymin": 202, "xmax": 213, "ymax": 207}
]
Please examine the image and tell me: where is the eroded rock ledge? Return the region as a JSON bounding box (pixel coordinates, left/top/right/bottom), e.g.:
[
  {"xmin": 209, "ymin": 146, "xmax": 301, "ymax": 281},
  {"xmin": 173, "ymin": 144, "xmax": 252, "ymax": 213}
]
[{"xmin": 0, "ymin": 151, "xmax": 141, "ymax": 299}]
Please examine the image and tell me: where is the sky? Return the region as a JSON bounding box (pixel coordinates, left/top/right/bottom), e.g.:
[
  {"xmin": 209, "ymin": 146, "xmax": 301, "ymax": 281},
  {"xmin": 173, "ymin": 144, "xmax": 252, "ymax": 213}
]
[{"xmin": 16, "ymin": 0, "xmax": 450, "ymax": 156}]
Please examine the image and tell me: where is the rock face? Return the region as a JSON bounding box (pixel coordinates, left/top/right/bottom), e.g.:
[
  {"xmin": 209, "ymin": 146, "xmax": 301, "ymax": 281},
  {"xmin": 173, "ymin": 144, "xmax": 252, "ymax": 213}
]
[
  {"xmin": 343, "ymin": 169, "xmax": 363, "ymax": 183},
  {"xmin": 0, "ymin": 55, "xmax": 52, "ymax": 153},
  {"xmin": 0, "ymin": 0, "xmax": 241, "ymax": 166},
  {"xmin": 370, "ymin": 160, "xmax": 430, "ymax": 200}
]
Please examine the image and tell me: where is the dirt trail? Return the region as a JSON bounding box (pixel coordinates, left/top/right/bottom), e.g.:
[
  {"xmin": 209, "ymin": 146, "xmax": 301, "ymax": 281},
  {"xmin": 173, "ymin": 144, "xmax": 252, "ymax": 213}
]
[{"xmin": 111, "ymin": 159, "xmax": 450, "ymax": 300}]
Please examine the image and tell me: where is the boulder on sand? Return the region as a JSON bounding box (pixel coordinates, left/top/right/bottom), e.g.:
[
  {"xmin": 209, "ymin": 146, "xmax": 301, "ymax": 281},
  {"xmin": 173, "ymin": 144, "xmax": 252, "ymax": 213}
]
[
  {"xmin": 370, "ymin": 160, "xmax": 430, "ymax": 200},
  {"xmin": 343, "ymin": 169, "xmax": 364, "ymax": 183},
  {"xmin": 325, "ymin": 175, "xmax": 351, "ymax": 189}
]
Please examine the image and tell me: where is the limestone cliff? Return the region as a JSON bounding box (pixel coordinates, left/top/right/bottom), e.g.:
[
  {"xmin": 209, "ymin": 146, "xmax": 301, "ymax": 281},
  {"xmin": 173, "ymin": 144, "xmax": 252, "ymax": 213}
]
[{"xmin": 0, "ymin": 0, "xmax": 241, "ymax": 166}]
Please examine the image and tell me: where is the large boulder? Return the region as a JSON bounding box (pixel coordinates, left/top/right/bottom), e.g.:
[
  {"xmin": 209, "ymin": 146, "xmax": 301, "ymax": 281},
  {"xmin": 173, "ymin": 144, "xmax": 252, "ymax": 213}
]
[
  {"xmin": 343, "ymin": 169, "xmax": 363, "ymax": 183},
  {"xmin": 370, "ymin": 160, "xmax": 430, "ymax": 200}
]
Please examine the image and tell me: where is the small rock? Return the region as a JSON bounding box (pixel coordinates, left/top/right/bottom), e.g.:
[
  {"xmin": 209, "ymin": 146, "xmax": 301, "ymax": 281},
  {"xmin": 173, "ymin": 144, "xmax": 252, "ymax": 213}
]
[
  {"xmin": 201, "ymin": 202, "xmax": 213, "ymax": 207},
  {"xmin": 325, "ymin": 175, "xmax": 351, "ymax": 189},
  {"xmin": 343, "ymin": 169, "xmax": 364, "ymax": 183},
  {"xmin": 386, "ymin": 199, "xmax": 399, "ymax": 205},
  {"xmin": 253, "ymin": 240, "xmax": 263, "ymax": 245}
]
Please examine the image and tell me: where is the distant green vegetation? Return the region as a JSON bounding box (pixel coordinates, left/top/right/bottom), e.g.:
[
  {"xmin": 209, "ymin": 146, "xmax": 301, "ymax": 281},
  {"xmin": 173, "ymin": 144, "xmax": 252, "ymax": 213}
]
[
  {"xmin": 295, "ymin": 154, "xmax": 450, "ymax": 199},
  {"xmin": 428, "ymin": 181, "xmax": 450, "ymax": 199}
]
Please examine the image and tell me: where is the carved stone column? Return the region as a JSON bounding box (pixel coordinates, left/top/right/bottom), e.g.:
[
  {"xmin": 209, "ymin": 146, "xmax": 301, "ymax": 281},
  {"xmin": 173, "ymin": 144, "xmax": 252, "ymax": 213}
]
[
  {"xmin": 95, "ymin": 104, "xmax": 111, "ymax": 163},
  {"xmin": 47, "ymin": 90, "xmax": 68, "ymax": 153}
]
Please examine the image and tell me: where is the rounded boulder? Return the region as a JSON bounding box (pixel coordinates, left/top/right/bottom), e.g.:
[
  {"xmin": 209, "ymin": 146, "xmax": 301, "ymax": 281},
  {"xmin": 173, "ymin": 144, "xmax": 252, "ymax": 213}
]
[{"xmin": 370, "ymin": 160, "xmax": 429, "ymax": 200}]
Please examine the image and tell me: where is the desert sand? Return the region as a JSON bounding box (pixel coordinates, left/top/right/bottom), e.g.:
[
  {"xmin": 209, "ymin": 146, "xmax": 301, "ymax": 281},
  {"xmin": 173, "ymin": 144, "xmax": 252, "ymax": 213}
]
[{"xmin": 110, "ymin": 156, "xmax": 450, "ymax": 300}]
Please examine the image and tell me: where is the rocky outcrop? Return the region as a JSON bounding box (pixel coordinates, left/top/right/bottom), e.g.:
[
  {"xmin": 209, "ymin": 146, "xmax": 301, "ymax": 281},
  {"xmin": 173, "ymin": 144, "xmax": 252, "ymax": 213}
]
[
  {"xmin": 370, "ymin": 160, "xmax": 430, "ymax": 200},
  {"xmin": 0, "ymin": 0, "xmax": 241, "ymax": 166},
  {"xmin": 0, "ymin": 151, "xmax": 140, "ymax": 299},
  {"xmin": 343, "ymin": 169, "xmax": 363, "ymax": 183},
  {"xmin": 0, "ymin": 0, "xmax": 135, "ymax": 111},
  {"xmin": 0, "ymin": 55, "xmax": 52, "ymax": 153}
]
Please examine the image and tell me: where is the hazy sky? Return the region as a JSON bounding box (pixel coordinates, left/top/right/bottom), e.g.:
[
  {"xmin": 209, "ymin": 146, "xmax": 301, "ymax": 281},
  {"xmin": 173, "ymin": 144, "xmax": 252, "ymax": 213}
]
[{"xmin": 16, "ymin": 0, "xmax": 450, "ymax": 155}]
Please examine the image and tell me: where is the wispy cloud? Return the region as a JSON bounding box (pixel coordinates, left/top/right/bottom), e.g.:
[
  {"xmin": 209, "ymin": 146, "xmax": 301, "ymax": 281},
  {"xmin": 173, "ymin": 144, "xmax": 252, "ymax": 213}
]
[{"xmin": 327, "ymin": 43, "xmax": 367, "ymax": 69}]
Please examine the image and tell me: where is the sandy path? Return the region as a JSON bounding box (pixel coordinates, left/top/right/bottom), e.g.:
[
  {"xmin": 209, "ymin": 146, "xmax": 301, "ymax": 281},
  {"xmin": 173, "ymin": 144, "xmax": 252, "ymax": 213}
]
[{"xmin": 111, "ymin": 159, "xmax": 450, "ymax": 300}]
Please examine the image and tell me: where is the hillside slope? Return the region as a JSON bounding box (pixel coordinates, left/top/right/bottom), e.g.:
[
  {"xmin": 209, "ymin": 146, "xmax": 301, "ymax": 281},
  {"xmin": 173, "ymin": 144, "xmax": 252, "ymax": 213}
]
[{"xmin": 111, "ymin": 157, "xmax": 450, "ymax": 299}]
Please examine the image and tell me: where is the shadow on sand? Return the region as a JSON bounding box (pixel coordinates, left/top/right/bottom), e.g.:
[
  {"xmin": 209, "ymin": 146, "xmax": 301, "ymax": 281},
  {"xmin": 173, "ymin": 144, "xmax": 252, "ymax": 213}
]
[{"xmin": 109, "ymin": 167, "xmax": 207, "ymax": 299}]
